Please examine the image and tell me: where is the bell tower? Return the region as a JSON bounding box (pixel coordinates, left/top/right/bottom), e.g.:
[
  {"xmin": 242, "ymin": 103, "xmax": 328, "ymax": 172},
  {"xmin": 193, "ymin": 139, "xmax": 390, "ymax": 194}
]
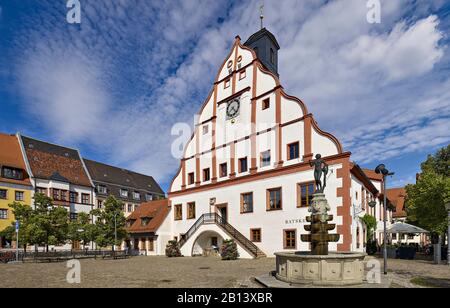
[{"xmin": 244, "ymin": 27, "xmax": 280, "ymax": 77}]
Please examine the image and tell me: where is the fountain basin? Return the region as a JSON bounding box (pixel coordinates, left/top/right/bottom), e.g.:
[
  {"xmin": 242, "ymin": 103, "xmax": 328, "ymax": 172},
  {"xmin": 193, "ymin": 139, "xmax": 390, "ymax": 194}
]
[{"xmin": 275, "ymin": 251, "xmax": 366, "ymax": 286}]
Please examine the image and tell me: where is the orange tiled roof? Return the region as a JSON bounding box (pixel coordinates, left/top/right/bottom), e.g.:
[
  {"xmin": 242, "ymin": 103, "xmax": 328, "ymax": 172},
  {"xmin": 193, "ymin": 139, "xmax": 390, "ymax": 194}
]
[
  {"xmin": 361, "ymin": 168, "xmax": 383, "ymax": 181},
  {"xmin": 0, "ymin": 133, "xmax": 31, "ymax": 186},
  {"xmin": 387, "ymin": 188, "xmax": 407, "ymax": 218},
  {"xmin": 126, "ymin": 199, "xmax": 169, "ymax": 234}
]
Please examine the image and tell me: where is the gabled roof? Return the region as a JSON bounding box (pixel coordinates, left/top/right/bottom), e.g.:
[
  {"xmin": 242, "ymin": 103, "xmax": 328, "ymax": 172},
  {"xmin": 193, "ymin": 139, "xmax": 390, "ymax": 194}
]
[
  {"xmin": 350, "ymin": 163, "xmax": 379, "ymax": 195},
  {"xmin": 20, "ymin": 135, "xmax": 93, "ymax": 187},
  {"xmin": 244, "ymin": 28, "xmax": 280, "ymax": 49},
  {"xmin": 387, "ymin": 187, "xmax": 407, "ymax": 218},
  {"xmin": 0, "ymin": 133, "xmax": 31, "ymax": 186},
  {"xmin": 83, "ymin": 159, "xmax": 165, "ymax": 199},
  {"xmin": 126, "ymin": 199, "xmax": 169, "ymax": 234},
  {"xmin": 361, "ymin": 168, "xmax": 383, "ymax": 181}
]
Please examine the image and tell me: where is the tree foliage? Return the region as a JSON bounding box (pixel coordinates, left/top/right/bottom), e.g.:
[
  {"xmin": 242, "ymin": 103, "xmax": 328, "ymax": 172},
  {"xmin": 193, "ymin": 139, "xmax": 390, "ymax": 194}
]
[
  {"xmin": 406, "ymin": 145, "xmax": 450, "ymax": 235},
  {"xmin": 91, "ymin": 195, "xmax": 127, "ymax": 249}
]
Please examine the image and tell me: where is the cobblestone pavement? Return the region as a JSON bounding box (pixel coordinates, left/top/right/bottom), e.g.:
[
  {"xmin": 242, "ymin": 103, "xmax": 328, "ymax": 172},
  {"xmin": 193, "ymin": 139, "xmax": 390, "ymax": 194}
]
[
  {"xmin": 382, "ymin": 258, "xmax": 450, "ymax": 288},
  {"xmin": 0, "ymin": 256, "xmax": 449, "ymax": 288},
  {"xmin": 0, "ymin": 256, "xmax": 273, "ymax": 288}
]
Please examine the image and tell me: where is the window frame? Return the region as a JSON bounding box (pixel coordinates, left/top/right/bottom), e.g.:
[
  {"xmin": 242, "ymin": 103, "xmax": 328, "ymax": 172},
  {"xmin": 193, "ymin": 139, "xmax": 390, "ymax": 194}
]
[
  {"xmin": 188, "ymin": 172, "xmax": 195, "ymax": 185},
  {"xmin": 69, "ymin": 191, "xmax": 78, "ymax": 203},
  {"xmin": 267, "ymin": 187, "xmax": 282, "ymax": 211},
  {"xmin": 203, "ymin": 168, "xmax": 211, "ymax": 182},
  {"xmin": 287, "ymin": 141, "xmax": 300, "ymax": 160},
  {"xmin": 81, "ymin": 193, "xmax": 90, "ymax": 205},
  {"xmin": 239, "ymin": 157, "xmax": 248, "ymax": 173},
  {"xmin": 284, "ymin": 229, "xmax": 297, "ymax": 250},
  {"xmin": 262, "ymin": 98, "xmax": 270, "ymax": 110},
  {"xmin": 0, "ymin": 189, "xmax": 7, "ymax": 200},
  {"xmin": 241, "ymin": 192, "xmax": 254, "ymax": 214},
  {"xmin": 187, "ymin": 202, "xmax": 196, "ymax": 220},
  {"xmin": 219, "ymin": 163, "xmax": 228, "ymax": 178},
  {"xmin": 250, "ymin": 228, "xmax": 262, "ymax": 242},
  {"xmin": 297, "ymin": 182, "xmax": 316, "ymax": 208},
  {"xmin": 260, "ymin": 150, "xmax": 271, "ymax": 168},
  {"xmin": 0, "ymin": 209, "xmax": 8, "ymax": 220},
  {"xmin": 174, "ymin": 204, "xmax": 183, "ymax": 221}
]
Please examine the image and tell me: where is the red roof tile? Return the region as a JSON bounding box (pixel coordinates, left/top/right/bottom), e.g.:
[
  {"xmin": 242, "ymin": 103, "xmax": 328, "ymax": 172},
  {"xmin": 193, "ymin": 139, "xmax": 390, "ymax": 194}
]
[{"xmin": 126, "ymin": 199, "xmax": 169, "ymax": 234}]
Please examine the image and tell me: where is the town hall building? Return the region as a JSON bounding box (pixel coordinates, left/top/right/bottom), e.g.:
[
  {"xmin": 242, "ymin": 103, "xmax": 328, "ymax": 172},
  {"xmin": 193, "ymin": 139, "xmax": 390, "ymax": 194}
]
[{"xmin": 163, "ymin": 28, "xmax": 393, "ymax": 258}]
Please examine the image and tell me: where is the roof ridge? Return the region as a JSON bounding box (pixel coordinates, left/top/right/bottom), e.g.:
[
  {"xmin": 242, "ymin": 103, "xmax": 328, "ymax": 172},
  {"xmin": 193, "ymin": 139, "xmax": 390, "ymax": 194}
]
[
  {"xmin": 84, "ymin": 158, "xmax": 156, "ymax": 180},
  {"xmin": 21, "ymin": 134, "xmax": 80, "ymax": 153}
]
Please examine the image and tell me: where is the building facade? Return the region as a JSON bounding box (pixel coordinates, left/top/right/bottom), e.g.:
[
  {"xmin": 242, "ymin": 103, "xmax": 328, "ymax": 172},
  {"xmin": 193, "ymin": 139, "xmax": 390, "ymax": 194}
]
[
  {"xmin": 83, "ymin": 159, "xmax": 165, "ymax": 217},
  {"xmin": 0, "ymin": 133, "xmax": 33, "ymax": 248},
  {"xmin": 124, "ymin": 199, "xmax": 171, "ymax": 256},
  {"xmin": 166, "ymin": 29, "xmax": 393, "ymax": 258}
]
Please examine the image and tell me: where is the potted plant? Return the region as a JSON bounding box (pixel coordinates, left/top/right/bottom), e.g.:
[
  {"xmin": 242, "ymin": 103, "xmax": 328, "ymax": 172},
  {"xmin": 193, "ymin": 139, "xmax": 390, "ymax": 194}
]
[{"xmin": 220, "ymin": 239, "xmax": 239, "ymax": 260}]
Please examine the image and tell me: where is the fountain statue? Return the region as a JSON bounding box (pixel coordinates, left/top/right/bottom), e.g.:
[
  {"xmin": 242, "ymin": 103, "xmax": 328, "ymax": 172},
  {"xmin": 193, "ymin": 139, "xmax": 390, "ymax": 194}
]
[{"xmin": 274, "ymin": 154, "xmax": 366, "ymax": 286}]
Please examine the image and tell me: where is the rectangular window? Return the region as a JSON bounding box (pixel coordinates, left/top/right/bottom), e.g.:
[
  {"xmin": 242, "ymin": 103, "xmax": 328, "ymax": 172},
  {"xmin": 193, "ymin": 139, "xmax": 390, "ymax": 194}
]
[
  {"xmin": 60, "ymin": 190, "xmax": 67, "ymax": 201},
  {"xmin": 97, "ymin": 200, "xmax": 103, "ymax": 209},
  {"xmin": 241, "ymin": 192, "xmax": 254, "ymax": 213},
  {"xmin": 287, "ymin": 142, "xmax": 300, "ymax": 160},
  {"xmin": 146, "ymin": 194, "xmax": 153, "ymax": 201},
  {"xmin": 262, "ymin": 98, "xmax": 270, "ymax": 110},
  {"xmin": 14, "ymin": 191, "xmax": 24, "ymax": 202},
  {"xmin": 188, "ymin": 172, "xmax": 195, "ymax": 185},
  {"xmin": 361, "ymin": 188, "xmax": 366, "ymax": 210},
  {"xmin": 70, "ymin": 192, "xmax": 78, "ymax": 203},
  {"xmin": 251, "ymin": 229, "xmax": 261, "ymax": 242},
  {"xmin": 0, "ymin": 209, "xmax": 7, "ymax": 220},
  {"xmin": 120, "ymin": 189, "xmax": 128, "ymax": 198},
  {"xmin": 298, "ymin": 182, "xmax": 315, "ymax": 208},
  {"xmin": 219, "ymin": 163, "xmax": 228, "ymax": 178},
  {"xmin": 392, "ymin": 233, "xmax": 397, "ymax": 240},
  {"xmin": 203, "ymin": 125, "xmax": 209, "ymax": 135},
  {"xmin": 260, "ymin": 150, "xmax": 271, "ymax": 167},
  {"xmin": 187, "ymin": 202, "xmax": 196, "ymax": 220},
  {"xmin": 53, "ymin": 189, "xmax": 61, "ymax": 201},
  {"xmin": 36, "ymin": 187, "xmax": 47, "ymax": 195},
  {"xmin": 128, "ymin": 204, "xmax": 133, "ymax": 212},
  {"xmin": 0, "ymin": 189, "xmax": 7, "ymax": 200},
  {"xmin": 133, "ymin": 192, "xmax": 141, "ymax": 200},
  {"xmin": 284, "ymin": 230, "xmax": 296, "ymax": 249},
  {"xmin": 267, "ymin": 187, "xmax": 282, "ymax": 210},
  {"xmin": 203, "ymin": 168, "xmax": 211, "ymax": 182},
  {"xmin": 239, "ymin": 157, "xmax": 248, "ymax": 173},
  {"xmin": 270, "ymin": 48, "xmax": 275, "ymax": 64},
  {"xmin": 224, "ymin": 78, "xmax": 230, "ymax": 89},
  {"xmin": 81, "ymin": 194, "xmax": 90, "ymax": 205},
  {"xmin": 2, "ymin": 167, "xmax": 24, "ymax": 180},
  {"xmin": 97, "ymin": 185, "xmax": 107, "ymax": 194},
  {"xmin": 239, "ymin": 70, "xmax": 246, "ymax": 80},
  {"xmin": 70, "ymin": 213, "xmax": 78, "ymax": 221},
  {"xmin": 174, "ymin": 204, "xmax": 182, "ymax": 221}
]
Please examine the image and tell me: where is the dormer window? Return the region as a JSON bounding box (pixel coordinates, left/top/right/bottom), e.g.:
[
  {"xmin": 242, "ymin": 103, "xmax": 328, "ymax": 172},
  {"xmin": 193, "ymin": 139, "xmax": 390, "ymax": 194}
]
[
  {"xmin": 2, "ymin": 167, "xmax": 24, "ymax": 180},
  {"xmin": 97, "ymin": 185, "xmax": 107, "ymax": 194},
  {"xmin": 133, "ymin": 192, "xmax": 141, "ymax": 200},
  {"xmin": 120, "ymin": 189, "xmax": 129, "ymax": 198},
  {"xmin": 141, "ymin": 217, "xmax": 152, "ymax": 227},
  {"xmin": 146, "ymin": 194, "xmax": 153, "ymax": 201},
  {"xmin": 270, "ymin": 48, "xmax": 275, "ymax": 64}
]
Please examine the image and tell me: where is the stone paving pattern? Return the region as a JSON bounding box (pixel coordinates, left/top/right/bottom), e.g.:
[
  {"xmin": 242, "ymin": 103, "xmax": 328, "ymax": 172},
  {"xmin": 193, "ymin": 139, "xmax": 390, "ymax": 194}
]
[{"xmin": 0, "ymin": 256, "xmax": 449, "ymax": 288}]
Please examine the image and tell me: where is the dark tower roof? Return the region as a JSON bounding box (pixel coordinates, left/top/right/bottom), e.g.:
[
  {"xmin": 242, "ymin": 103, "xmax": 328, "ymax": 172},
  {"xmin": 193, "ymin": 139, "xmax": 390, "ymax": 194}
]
[{"xmin": 244, "ymin": 28, "xmax": 280, "ymax": 76}]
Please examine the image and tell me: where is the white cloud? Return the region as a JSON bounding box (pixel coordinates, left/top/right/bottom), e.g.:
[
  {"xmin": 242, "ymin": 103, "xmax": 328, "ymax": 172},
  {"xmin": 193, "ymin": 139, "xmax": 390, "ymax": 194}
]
[{"xmin": 8, "ymin": 0, "xmax": 450, "ymax": 186}]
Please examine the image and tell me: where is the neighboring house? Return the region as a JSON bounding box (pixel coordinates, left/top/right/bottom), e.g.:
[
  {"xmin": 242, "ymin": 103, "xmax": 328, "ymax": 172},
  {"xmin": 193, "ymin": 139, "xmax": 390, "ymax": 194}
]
[
  {"xmin": 18, "ymin": 134, "xmax": 95, "ymax": 249},
  {"xmin": 0, "ymin": 133, "xmax": 33, "ymax": 249},
  {"xmin": 124, "ymin": 199, "xmax": 171, "ymax": 256},
  {"xmin": 387, "ymin": 187, "xmax": 427, "ymax": 246},
  {"xmin": 83, "ymin": 159, "xmax": 165, "ymax": 217},
  {"xmin": 165, "ymin": 28, "xmax": 395, "ymax": 259}
]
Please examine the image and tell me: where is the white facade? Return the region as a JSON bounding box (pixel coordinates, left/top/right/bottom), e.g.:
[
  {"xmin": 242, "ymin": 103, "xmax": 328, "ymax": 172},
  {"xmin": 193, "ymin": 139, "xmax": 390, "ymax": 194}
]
[{"xmin": 165, "ymin": 37, "xmax": 371, "ymax": 258}]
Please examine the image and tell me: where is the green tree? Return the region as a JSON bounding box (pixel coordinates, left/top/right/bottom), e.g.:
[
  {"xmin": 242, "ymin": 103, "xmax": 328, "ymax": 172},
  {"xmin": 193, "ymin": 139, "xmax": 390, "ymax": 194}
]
[
  {"xmin": 0, "ymin": 202, "xmax": 34, "ymax": 251},
  {"xmin": 361, "ymin": 214, "xmax": 378, "ymax": 255},
  {"xmin": 406, "ymin": 145, "xmax": 450, "ymax": 235},
  {"xmin": 91, "ymin": 196, "xmax": 127, "ymax": 250},
  {"xmin": 68, "ymin": 212, "xmax": 98, "ymax": 249},
  {"xmin": 30, "ymin": 193, "xmax": 69, "ymax": 251}
]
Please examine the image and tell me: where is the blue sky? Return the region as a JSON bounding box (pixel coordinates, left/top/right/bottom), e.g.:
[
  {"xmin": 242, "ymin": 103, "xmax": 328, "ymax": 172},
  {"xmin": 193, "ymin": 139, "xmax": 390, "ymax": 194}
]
[{"xmin": 0, "ymin": 0, "xmax": 449, "ymax": 192}]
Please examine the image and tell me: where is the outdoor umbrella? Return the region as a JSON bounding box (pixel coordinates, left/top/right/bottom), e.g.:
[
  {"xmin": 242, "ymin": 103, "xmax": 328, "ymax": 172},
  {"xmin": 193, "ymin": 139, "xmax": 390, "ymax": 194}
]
[{"xmin": 387, "ymin": 222, "xmax": 429, "ymax": 234}]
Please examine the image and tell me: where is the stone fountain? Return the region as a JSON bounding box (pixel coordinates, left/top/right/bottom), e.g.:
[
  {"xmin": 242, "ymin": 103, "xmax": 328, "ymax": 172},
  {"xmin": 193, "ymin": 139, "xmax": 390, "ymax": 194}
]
[{"xmin": 275, "ymin": 154, "xmax": 365, "ymax": 286}]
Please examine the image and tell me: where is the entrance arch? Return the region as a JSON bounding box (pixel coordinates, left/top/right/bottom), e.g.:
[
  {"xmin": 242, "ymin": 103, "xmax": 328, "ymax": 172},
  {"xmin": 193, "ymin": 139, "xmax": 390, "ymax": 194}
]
[{"xmin": 191, "ymin": 230, "xmax": 224, "ymax": 257}]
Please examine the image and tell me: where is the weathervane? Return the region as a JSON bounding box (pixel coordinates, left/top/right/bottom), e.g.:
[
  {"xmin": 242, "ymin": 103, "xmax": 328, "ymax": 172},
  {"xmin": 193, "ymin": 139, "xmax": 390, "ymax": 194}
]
[{"xmin": 260, "ymin": 3, "xmax": 264, "ymax": 29}]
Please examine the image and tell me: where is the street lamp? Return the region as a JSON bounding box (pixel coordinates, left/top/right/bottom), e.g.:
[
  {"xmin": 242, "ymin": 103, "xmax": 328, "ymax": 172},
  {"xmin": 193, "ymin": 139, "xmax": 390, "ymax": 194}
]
[
  {"xmin": 446, "ymin": 201, "xmax": 450, "ymax": 267},
  {"xmin": 375, "ymin": 164, "xmax": 395, "ymax": 275},
  {"xmin": 113, "ymin": 211, "xmax": 118, "ymax": 253}
]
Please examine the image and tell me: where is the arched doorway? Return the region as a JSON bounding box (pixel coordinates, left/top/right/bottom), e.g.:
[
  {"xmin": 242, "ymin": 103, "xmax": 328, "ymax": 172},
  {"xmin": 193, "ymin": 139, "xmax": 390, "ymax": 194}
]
[{"xmin": 191, "ymin": 231, "xmax": 225, "ymax": 257}]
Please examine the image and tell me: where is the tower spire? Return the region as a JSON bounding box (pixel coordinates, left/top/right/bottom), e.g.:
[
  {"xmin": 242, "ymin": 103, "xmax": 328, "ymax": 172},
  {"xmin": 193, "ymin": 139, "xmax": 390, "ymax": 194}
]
[{"xmin": 259, "ymin": 3, "xmax": 264, "ymax": 30}]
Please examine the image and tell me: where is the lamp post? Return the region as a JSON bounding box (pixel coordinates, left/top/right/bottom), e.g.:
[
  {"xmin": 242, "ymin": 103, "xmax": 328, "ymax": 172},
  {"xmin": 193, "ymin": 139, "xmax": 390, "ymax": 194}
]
[
  {"xmin": 375, "ymin": 164, "xmax": 394, "ymax": 275},
  {"xmin": 113, "ymin": 212, "xmax": 118, "ymax": 252},
  {"xmin": 446, "ymin": 201, "xmax": 450, "ymax": 267}
]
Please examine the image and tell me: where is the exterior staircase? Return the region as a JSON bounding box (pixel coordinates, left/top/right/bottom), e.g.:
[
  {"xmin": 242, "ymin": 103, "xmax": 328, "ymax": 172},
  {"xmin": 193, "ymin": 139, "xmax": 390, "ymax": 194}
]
[{"xmin": 178, "ymin": 213, "xmax": 266, "ymax": 259}]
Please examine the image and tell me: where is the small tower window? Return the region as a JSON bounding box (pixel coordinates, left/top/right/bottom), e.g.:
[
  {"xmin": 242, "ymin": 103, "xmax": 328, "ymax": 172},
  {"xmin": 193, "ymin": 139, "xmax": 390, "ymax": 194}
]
[{"xmin": 270, "ymin": 48, "xmax": 275, "ymax": 64}]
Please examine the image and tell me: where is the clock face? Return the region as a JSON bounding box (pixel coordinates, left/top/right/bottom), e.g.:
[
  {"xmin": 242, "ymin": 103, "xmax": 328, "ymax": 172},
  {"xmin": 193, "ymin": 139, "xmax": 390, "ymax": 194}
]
[{"xmin": 226, "ymin": 99, "xmax": 240, "ymax": 119}]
